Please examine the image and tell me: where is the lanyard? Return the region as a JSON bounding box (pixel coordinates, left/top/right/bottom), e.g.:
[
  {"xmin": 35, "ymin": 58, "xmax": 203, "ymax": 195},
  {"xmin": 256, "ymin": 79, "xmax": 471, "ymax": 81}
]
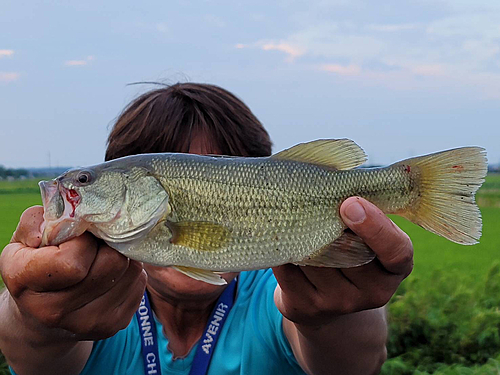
[
  {"xmin": 137, "ymin": 278, "xmax": 237, "ymax": 375},
  {"xmin": 136, "ymin": 291, "xmax": 162, "ymax": 375},
  {"xmin": 189, "ymin": 278, "xmax": 237, "ymax": 375}
]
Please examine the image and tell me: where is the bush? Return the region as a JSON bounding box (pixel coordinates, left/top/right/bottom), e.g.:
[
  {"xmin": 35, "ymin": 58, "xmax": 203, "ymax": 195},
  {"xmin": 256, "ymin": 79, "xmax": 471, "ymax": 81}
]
[{"xmin": 382, "ymin": 262, "xmax": 500, "ymax": 374}]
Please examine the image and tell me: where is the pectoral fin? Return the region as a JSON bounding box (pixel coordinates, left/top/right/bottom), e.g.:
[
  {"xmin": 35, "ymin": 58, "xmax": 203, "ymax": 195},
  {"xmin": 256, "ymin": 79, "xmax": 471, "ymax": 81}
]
[
  {"xmin": 168, "ymin": 221, "xmax": 230, "ymax": 252},
  {"xmin": 172, "ymin": 266, "xmax": 227, "ymax": 285},
  {"xmin": 297, "ymin": 230, "xmax": 375, "ymax": 268}
]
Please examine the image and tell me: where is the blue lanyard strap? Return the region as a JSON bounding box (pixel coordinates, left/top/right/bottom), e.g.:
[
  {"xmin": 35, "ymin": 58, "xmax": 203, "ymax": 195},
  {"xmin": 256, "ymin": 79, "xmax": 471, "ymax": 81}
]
[
  {"xmin": 189, "ymin": 278, "xmax": 237, "ymax": 375},
  {"xmin": 136, "ymin": 291, "xmax": 162, "ymax": 375},
  {"xmin": 137, "ymin": 278, "xmax": 238, "ymax": 375}
]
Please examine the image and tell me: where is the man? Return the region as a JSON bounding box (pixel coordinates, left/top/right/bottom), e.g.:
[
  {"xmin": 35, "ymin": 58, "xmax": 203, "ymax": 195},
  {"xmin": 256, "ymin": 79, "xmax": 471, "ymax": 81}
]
[{"xmin": 0, "ymin": 83, "xmax": 413, "ymax": 374}]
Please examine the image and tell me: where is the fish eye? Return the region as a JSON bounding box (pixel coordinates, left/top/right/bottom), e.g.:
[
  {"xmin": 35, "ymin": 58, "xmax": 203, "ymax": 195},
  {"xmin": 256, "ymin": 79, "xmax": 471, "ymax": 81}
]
[{"xmin": 76, "ymin": 171, "xmax": 92, "ymax": 185}]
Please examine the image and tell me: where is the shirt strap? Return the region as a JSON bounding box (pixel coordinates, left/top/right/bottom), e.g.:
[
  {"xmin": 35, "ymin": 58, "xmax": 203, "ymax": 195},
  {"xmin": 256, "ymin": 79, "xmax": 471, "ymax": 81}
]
[
  {"xmin": 136, "ymin": 291, "xmax": 162, "ymax": 375},
  {"xmin": 137, "ymin": 278, "xmax": 238, "ymax": 375},
  {"xmin": 189, "ymin": 277, "xmax": 237, "ymax": 375}
]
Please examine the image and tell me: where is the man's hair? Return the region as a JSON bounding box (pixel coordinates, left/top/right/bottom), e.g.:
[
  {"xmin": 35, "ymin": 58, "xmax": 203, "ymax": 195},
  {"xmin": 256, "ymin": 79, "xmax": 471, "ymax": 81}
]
[{"xmin": 105, "ymin": 83, "xmax": 272, "ymax": 161}]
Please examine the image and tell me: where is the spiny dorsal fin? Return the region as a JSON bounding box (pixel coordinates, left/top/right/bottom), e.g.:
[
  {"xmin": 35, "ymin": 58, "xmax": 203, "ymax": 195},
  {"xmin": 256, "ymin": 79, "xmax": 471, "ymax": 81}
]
[{"xmin": 271, "ymin": 139, "xmax": 367, "ymax": 170}]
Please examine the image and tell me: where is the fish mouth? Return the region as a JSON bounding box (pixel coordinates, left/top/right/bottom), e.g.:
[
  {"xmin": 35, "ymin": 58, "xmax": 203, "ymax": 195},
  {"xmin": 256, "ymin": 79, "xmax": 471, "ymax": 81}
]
[
  {"xmin": 39, "ymin": 180, "xmax": 65, "ymax": 220},
  {"xmin": 39, "ymin": 179, "xmax": 88, "ymax": 246}
]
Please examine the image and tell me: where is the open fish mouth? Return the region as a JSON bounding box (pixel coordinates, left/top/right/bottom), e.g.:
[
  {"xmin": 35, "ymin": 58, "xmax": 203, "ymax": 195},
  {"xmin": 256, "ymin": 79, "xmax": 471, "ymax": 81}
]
[
  {"xmin": 38, "ymin": 179, "xmax": 88, "ymax": 246},
  {"xmin": 39, "ymin": 180, "xmax": 65, "ymax": 220}
]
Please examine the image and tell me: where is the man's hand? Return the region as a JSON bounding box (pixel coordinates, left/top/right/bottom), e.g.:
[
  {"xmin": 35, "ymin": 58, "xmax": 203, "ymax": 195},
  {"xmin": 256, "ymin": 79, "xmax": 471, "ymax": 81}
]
[
  {"xmin": 0, "ymin": 206, "xmax": 147, "ymax": 375},
  {"xmin": 273, "ymin": 197, "xmax": 414, "ymax": 375}
]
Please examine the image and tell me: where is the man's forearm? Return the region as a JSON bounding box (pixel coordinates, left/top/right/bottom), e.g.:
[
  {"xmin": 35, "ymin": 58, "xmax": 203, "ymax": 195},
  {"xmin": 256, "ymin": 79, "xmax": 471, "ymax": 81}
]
[
  {"xmin": 284, "ymin": 307, "xmax": 388, "ymax": 375},
  {"xmin": 0, "ymin": 290, "xmax": 92, "ymax": 375}
]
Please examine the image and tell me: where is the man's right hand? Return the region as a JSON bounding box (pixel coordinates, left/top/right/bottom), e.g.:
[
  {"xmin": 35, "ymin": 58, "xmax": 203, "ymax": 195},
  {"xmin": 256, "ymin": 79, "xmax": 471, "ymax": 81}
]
[{"xmin": 0, "ymin": 206, "xmax": 147, "ymax": 374}]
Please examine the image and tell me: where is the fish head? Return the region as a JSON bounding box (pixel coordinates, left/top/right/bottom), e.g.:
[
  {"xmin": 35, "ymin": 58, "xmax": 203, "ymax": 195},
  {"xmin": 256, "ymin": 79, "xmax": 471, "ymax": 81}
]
[{"xmin": 39, "ymin": 166, "xmax": 127, "ymax": 246}]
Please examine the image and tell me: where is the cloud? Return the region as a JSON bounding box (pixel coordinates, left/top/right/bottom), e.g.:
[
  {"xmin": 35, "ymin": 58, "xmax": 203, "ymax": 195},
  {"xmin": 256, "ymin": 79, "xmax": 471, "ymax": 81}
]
[
  {"xmin": 427, "ymin": 14, "xmax": 500, "ymax": 39},
  {"xmin": 156, "ymin": 23, "xmax": 168, "ymax": 33},
  {"xmin": 0, "ymin": 50, "xmax": 14, "ymax": 58},
  {"xmin": 320, "ymin": 64, "xmax": 361, "ymax": 75},
  {"xmin": 284, "ymin": 24, "xmax": 387, "ymax": 61},
  {"xmin": 235, "ymin": 41, "xmax": 305, "ymax": 62},
  {"xmin": 204, "ymin": 14, "xmax": 225, "ymax": 28},
  {"xmin": 367, "ymin": 24, "xmax": 418, "ymax": 32},
  {"xmin": 240, "ymin": 6, "xmax": 500, "ymax": 99},
  {"xmin": 0, "ymin": 72, "xmax": 20, "ymax": 82},
  {"xmin": 261, "ymin": 42, "xmax": 305, "ymax": 62},
  {"xmin": 64, "ymin": 56, "xmax": 95, "ymax": 67},
  {"xmin": 409, "ymin": 64, "xmax": 446, "ymax": 77},
  {"xmin": 65, "ymin": 60, "xmax": 87, "ymax": 66}
]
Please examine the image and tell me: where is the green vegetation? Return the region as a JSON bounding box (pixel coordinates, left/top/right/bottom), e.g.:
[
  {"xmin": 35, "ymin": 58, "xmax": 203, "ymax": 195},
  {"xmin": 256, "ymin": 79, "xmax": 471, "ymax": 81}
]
[
  {"xmin": 0, "ymin": 175, "xmax": 499, "ymax": 374},
  {"xmin": 382, "ymin": 174, "xmax": 500, "ymax": 374}
]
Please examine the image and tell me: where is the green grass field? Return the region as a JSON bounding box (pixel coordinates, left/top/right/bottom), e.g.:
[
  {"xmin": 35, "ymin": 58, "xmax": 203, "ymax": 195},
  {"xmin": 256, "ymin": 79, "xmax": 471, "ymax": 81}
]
[{"xmin": 0, "ymin": 175, "xmax": 499, "ymax": 374}]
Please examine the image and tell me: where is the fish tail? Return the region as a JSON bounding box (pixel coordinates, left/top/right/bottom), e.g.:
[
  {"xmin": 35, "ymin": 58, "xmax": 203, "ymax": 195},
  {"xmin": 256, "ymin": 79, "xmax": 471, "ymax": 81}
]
[{"xmin": 398, "ymin": 147, "xmax": 487, "ymax": 245}]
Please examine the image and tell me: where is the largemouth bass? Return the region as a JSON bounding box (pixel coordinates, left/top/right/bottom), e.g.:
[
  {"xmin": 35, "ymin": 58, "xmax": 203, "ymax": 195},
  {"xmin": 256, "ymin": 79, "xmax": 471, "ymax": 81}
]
[{"xmin": 39, "ymin": 139, "xmax": 487, "ymax": 285}]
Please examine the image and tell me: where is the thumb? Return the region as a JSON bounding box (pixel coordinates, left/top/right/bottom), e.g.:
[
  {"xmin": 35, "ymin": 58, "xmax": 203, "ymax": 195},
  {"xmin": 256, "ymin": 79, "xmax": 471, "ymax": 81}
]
[
  {"xmin": 340, "ymin": 197, "xmax": 413, "ymax": 276},
  {"xmin": 11, "ymin": 206, "xmax": 45, "ymax": 249}
]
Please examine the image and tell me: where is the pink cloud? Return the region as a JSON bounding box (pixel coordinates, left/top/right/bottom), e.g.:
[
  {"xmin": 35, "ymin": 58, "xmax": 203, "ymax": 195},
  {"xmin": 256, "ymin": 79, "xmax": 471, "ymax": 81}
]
[
  {"xmin": 410, "ymin": 64, "xmax": 446, "ymax": 76},
  {"xmin": 0, "ymin": 50, "xmax": 14, "ymax": 58},
  {"xmin": 0, "ymin": 72, "xmax": 20, "ymax": 82},
  {"xmin": 261, "ymin": 42, "xmax": 305, "ymax": 62},
  {"xmin": 64, "ymin": 56, "xmax": 95, "ymax": 67},
  {"xmin": 320, "ymin": 64, "xmax": 362, "ymax": 76}
]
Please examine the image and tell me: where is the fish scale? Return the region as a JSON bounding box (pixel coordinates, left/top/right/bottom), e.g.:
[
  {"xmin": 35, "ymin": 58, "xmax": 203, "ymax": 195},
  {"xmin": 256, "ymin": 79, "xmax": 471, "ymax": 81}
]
[
  {"xmin": 141, "ymin": 155, "xmax": 410, "ymax": 271},
  {"xmin": 39, "ymin": 139, "xmax": 487, "ymax": 285}
]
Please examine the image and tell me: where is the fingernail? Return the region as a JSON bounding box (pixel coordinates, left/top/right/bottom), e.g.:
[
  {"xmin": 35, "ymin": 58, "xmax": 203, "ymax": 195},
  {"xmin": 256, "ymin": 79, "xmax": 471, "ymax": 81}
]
[
  {"xmin": 344, "ymin": 200, "xmax": 366, "ymax": 223},
  {"xmin": 39, "ymin": 221, "xmax": 46, "ymax": 235}
]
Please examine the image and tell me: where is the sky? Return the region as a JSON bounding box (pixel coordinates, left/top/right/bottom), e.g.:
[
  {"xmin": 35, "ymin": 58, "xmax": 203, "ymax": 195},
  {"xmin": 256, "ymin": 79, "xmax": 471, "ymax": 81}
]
[{"xmin": 1, "ymin": 0, "xmax": 500, "ymax": 168}]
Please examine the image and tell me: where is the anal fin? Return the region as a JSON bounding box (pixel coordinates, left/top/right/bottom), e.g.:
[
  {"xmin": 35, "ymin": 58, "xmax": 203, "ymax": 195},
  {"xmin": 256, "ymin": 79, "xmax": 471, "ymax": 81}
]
[
  {"xmin": 297, "ymin": 230, "xmax": 375, "ymax": 268},
  {"xmin": 172, "ymin": 266, "xmax": 227, "ymax": 285}
]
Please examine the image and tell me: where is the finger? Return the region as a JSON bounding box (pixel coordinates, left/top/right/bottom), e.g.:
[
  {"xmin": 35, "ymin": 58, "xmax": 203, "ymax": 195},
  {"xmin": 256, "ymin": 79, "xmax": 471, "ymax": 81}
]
[
  {"xmin": 10, "ymin": 206, "xmax": 45, "ymax": 248},
  {"xmin": 272, "ymin": 264, "xmax": 316, "ymax": 295},
  {"xmin": 340, "ymin": 197, "xmax": 414, "ymax": 276},
  {"xmin": 273, "ymin": 265, "xmax": 316, "ymax": 313},
  {"xmin": 299, "ymin": 266, "xmax": 362, "ymax": 313},
  {"xmin": 2, "ymin": 233, "xmax": 98, "ymax": 294},
  {"xmin": 340, "ymin": 260, "xmax": 404, "ymax": 309},
  {"xmin": 59, "ymin": 263, "xmax": 147, "ymax": 339},
  {"xmin": 62, "ymin": 245, "xmax": 131, "ymax": 311},
  {"xmin": 27, "ymin": 246, "xmax": 133, "ymax": 314},
  {"xmin": 20, "ymin": 259, "xmax": 145, "ymax": 334},
  {"xmin": 300, "ymin": 266, "xmax": 358, "ymax": 294}
]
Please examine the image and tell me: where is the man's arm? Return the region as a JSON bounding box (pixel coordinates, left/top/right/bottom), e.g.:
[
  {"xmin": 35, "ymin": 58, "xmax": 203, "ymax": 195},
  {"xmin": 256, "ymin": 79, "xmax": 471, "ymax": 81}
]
[
  {"xmin": 0, "ymin": 207, "xmax": 146, "ymax": 375},
  {"xmin": 273, "ymin": 197, "xmax": 413, "ymax": 375},
  {"xmin": 0, "ymin": 291, "xmax": 93, "ymax": 375}
]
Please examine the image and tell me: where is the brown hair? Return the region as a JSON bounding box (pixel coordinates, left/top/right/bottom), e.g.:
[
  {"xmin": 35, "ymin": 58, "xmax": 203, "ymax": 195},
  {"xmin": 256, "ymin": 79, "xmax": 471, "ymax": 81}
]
[{"xmin": 105, "ymin": 83, "xmax": 272, "ymax": 161}]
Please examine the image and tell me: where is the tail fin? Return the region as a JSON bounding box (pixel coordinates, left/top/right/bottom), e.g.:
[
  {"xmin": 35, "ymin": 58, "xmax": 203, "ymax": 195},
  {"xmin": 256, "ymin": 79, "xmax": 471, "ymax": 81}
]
[{"xmin": 398, "ymin": 147, "xmax": 487, "ymax": 245}]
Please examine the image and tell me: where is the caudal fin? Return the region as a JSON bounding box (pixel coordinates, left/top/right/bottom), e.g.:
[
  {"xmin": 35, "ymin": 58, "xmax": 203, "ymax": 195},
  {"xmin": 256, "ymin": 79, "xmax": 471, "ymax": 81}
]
[{"xmin": 398, "ymin": 147, "xmax": 487, "ymax": 245}]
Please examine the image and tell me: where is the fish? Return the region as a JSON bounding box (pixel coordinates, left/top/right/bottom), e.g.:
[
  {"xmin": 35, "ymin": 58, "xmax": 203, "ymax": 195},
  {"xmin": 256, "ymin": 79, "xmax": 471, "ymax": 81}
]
[{"xmin": 39, "ymin": 139, "xmax": 487, "ymax": 285}]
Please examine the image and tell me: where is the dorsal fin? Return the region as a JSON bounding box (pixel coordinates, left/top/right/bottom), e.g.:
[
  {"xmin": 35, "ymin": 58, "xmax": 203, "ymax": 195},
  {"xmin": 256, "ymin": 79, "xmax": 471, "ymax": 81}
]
[{"xmin": 271, "ymin": 139, "xmax": 367, "ymax": 170}]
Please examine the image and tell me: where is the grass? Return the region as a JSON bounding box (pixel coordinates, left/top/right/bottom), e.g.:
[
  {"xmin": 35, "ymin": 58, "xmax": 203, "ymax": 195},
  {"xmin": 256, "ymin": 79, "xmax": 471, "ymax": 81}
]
[
  {"xmin": 0, "ymin": 175, "xmax": 499, "ymax": 374},
  {"xmin": 0, "ymin": 194, "xmax": 42, "ymax": 248},
  {"xmin": 391, "ymin": 206, "xmax": 499, "ymax": 279},
  {"xmin": 383, "ymin": 174, "xmax": 500, "ymax": 374}
]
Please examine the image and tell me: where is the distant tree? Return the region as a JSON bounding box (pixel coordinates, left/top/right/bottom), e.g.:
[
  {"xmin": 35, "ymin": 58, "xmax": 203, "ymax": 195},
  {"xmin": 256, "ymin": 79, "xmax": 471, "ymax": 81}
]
[{"xmin": 0, "ymin": 165, "xmax": 29, "ymax": 178}]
